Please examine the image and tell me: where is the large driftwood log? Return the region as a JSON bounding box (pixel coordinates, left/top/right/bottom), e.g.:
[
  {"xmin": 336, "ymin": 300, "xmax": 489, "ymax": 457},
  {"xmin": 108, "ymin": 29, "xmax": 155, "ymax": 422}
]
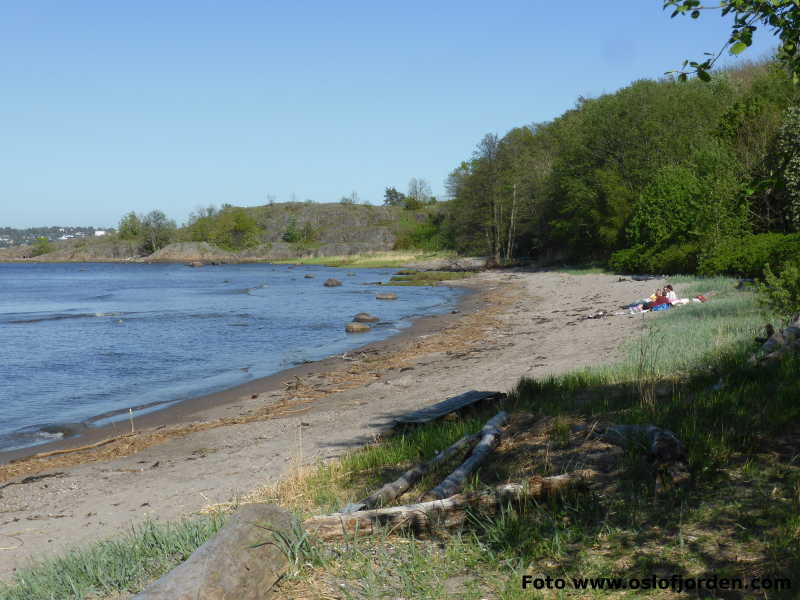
[
  {"xmin": 341, "ymin": 432, "xmax": 481, "ymax": 513},
  {"xmin": 421, "ymin": 411, "xmax": 507, "ymax": 501},
  {"xmin": 304, "ymin": 473, "xmax": 582, "ymax": 540}
]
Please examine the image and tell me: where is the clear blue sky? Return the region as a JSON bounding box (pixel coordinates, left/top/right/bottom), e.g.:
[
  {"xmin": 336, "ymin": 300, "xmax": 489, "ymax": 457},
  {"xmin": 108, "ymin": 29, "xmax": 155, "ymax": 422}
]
[{"xmin": 0, "ymin": 1, "xmax": 779, "ymax": 228}]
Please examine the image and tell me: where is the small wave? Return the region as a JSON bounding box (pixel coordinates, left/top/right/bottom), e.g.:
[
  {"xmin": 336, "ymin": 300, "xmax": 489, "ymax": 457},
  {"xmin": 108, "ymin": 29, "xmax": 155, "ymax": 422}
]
[
  {"xmin": 83, "ymin": 293, "xmax": 113, "ymax": 301},
  {"xmin": 7, "ymin": 313, "xmax": 100, "ymax": 325}
]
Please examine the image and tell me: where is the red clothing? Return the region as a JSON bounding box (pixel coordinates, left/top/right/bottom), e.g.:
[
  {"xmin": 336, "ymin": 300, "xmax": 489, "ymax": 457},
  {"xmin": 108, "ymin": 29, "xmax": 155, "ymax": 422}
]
[{"xmin": 652, "ymin": 295, "xmax": 670, "ymax": 307}]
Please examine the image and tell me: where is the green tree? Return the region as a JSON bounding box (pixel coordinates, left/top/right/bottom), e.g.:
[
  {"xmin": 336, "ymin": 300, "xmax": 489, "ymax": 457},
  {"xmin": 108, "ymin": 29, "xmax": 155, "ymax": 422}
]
[
  {"xmin": 211, "ymin": 207, "xmax": 261, "ymax": 250},
  {"xmin": 118, "ymin": 212, "xmax": 142, "ymax": 240},
  {"xmin": 140, "ymin": 210, "xmax": 176, "ymax": 254},
  {"xmin": 383, "ymin": 187, "xmax": 406, "ymax": 207},
  {"xmin": 31, "ymin": 236, "xmax": 53, "ymax": 256}
]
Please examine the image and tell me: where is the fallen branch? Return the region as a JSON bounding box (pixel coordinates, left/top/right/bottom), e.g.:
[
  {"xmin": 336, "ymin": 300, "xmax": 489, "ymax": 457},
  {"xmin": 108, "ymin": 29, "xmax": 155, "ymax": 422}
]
[
  {"xmin": 341, "ymin": 432, "xmax": 481, "ymax": 513},
  {"xmin": 304, "ymin": 473, "xmax": 583, "ymax": 540},
  {"xmin": 421, "ymin": 411, "xmax": 507, "ymax": 501}
]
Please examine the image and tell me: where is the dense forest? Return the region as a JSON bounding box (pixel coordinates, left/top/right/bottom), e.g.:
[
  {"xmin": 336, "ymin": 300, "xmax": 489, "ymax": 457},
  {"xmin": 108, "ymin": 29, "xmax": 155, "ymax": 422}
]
[{"xmin": 440, "ymin": 60, "xmax": 800, "ymax": 276}]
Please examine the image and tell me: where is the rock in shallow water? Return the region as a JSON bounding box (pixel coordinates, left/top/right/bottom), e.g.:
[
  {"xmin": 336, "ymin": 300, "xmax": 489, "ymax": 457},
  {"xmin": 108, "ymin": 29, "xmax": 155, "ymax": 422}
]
[
  {"xmin": 353, "ymin": 312, "xmax": 380, "ymax": 323},
  {"xmin": 323, "ymin": 278, "xmax": 342, "ymax": 287},
  {"xmin": 346, "ymin": 322, "xmax": 371, "ymax": 333},
  {"xmin": 376, "ymin": 292, "xmax": 397, "ymax": 300}
]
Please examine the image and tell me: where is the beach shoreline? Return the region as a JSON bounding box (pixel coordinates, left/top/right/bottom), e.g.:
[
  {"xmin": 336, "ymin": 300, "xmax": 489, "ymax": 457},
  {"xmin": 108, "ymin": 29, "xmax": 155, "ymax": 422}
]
[
  {"xmin": 0, "ymin": 283, "xmax": 478, "ymax": 467},
  {"xmin": 0, "ymin": 270, "xmax": 669, "ymax": 580}
]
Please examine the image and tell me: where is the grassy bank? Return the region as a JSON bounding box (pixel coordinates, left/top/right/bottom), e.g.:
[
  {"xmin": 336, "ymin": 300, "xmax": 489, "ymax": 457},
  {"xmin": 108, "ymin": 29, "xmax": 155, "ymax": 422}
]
[
  {"xmin": 271, "ymin": 250, "xmax": 455, "ymax": 268},
  {"xmin": 258, "ymin": 276, "xmax": 799, "ymax": 598}
]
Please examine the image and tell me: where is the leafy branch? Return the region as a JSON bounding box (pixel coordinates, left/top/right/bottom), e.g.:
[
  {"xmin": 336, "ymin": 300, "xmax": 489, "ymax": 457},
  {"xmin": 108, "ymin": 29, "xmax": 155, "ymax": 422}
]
[{"xmin": 664, "ymin": 1, "xmax": 800, "ymax": 81}]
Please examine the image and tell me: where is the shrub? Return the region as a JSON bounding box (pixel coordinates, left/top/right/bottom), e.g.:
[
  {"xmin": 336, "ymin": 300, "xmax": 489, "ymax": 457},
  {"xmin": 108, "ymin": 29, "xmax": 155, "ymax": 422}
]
[
  {"xmin": 608, "ymin": 243, "xmax": 698, "ymax": 274},
  {"xmin": 31, "ymin": 236, "xmax": 54, "ymax": 256},
  {"xmin": 757, "ymin": 261, "xmax": 800, "ymax": 318},
  {"xmin": 700, "ymin": 233, "xmax": 800, "ymax": 277}
]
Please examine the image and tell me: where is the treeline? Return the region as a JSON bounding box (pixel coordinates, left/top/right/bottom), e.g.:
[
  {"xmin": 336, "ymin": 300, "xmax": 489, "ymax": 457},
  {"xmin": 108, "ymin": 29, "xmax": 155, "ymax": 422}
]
[
  {"xmin": 440, "ymin": 60, "xmax": 800, "ymax": 276},
  {"xmin": 115, "ymin": 206, "xmax": 263, "ymax": 253}
]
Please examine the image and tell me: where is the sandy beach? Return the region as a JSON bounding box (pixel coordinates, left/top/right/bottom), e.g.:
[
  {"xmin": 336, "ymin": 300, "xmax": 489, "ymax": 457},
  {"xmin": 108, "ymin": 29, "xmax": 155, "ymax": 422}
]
[{"xmin": 0, "ymin": 269, "xmax": 668, "ymax": 580}]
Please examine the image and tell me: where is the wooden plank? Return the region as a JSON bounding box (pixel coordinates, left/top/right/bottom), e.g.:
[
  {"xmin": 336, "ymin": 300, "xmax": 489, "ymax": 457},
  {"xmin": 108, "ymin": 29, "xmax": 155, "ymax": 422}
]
[{"xmin": 394, "ymin": 390, "xmax": 502, "ymax": 425}]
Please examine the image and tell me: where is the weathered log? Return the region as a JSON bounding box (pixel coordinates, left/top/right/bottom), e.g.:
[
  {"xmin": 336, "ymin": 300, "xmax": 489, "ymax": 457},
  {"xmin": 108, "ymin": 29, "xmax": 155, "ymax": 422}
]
[
  {"xmin": 598, "ymin": 424, "xmax": 687, "ymax": 465},
  {"xmin": 341, "ymin": 432, "xmax": 481, "ymax": 513},
  {"xmin": 304, "ymin": 474, "xmax": 582, "ymax": 540},
  {"xmin": 421, "ymin": 411, "xmax": 507, "ymax": 501}
]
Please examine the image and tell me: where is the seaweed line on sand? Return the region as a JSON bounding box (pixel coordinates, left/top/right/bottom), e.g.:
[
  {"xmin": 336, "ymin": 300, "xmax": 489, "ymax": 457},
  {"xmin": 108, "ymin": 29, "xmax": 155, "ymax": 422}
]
[{"xmin": 0, "ymin": 280, "xmax": 520, "ymax": 485}]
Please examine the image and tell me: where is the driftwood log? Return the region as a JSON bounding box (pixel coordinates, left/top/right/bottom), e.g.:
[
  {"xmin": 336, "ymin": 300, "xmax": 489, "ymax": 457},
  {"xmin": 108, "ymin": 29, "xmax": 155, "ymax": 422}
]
[
  {"xmin": 596, "ymin": 424, "xmax": 687, "ymax": 466},
  {"xmin": 304, "ymin": 473, "xmax": 583, "ymax": 540},
  {"xmin": 341, "ymin": 432, "xmax": 481, "ymax": 513},
  {"xmin": 421, "ymin": 411, "xmax": 507, "ymax": 501},
  {"xmin": 750, "ymin": 314, "xmax": 800, "ymax": 364}
]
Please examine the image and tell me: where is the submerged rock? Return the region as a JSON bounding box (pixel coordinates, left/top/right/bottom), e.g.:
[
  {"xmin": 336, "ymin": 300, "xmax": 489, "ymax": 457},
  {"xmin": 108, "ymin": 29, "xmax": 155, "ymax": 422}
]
[
  {"xmin": 346, "ymin": 322, "xmax": 371, "ymax": 333},
  {"xmin": 324, "ymin": 278, "xmax": 342, "ymax": 287},
  {"xmin": 353, "ymin": 312, "xmax": 380, "ymax": 323},
  {"xmin": 304, "ymin": 274, "xmax": 314, "ymax": 279},
  {"xmin": 376, "ymin": 292, "xmax": 397, "ymax": 300}
]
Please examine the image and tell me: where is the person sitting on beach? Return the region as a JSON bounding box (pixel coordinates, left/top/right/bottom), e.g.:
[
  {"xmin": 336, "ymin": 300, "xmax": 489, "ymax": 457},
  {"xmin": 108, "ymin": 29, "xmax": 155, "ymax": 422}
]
[
  {"xmin": 643, "ymin": 288, "xmax": 670, "ymax": 310},
  {"xmin": 665, "ymin": 284, "xmax": 678, "ymax": 303}
]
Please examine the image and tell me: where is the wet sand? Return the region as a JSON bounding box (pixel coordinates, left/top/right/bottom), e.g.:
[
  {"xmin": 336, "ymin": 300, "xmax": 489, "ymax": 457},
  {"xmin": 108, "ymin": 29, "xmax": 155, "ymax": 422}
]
[{"xmin": 0, "ymin": 269, "xmax": 667, "ymax": 580}]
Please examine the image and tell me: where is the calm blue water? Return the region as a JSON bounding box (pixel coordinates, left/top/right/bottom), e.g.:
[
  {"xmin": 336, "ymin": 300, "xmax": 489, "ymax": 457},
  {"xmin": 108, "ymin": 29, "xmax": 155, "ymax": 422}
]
[{"xmin": 0, "ymin": 263, "xmax": 463, "ymax": 452}]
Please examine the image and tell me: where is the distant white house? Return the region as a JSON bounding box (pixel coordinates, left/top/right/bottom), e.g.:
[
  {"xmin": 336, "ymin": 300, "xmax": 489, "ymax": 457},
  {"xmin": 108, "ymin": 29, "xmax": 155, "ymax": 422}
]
[{"xmin": 94, "ymin": 230, "xmax": 107, "ymax": 237}]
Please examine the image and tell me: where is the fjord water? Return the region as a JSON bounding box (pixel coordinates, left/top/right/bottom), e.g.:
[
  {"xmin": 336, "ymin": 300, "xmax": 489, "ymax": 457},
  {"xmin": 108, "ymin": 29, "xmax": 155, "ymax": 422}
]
[{"xmin": 0, "ymin": 262, "xmax": 463, "ymax": 452}]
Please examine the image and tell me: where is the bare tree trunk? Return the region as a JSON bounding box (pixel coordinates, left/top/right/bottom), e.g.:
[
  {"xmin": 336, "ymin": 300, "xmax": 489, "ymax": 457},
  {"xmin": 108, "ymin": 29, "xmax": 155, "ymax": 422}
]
[
  {"xmin": 304, "ymin": 474, "xmax": 582, "ymax": 540},
  {"xmin": 421, "ymin": 411, "xmax": 507, "ymax": 501},
  {"xmin": 506, "ymin": 183, "xmax": 517, "ymax": 261}
]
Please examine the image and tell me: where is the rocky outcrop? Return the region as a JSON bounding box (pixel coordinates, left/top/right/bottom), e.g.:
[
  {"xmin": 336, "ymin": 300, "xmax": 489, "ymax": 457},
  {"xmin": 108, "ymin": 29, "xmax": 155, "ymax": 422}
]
[
  {"xmin": 133, "ymin": 503, "xmax": 294, "ymax": 600},
  {"xmin": 147, "ymin": 242, "xmax": 236, "ymax": 263}
]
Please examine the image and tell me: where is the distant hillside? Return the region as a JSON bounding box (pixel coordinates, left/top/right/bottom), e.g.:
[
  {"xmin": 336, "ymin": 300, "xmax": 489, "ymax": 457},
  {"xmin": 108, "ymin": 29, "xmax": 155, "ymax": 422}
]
[{"xmin": 0, "ymin": 202, "xmax": 446, "ymax": 262}]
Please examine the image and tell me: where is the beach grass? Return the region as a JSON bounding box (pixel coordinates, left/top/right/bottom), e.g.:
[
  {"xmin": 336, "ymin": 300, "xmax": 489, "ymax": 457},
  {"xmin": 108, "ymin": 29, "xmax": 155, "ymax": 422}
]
[
  {"xmin": 271, "ymin": 250, "xmax": 456, "ymax": 268},
  {"xmin": 0, "ymin": 516, "xmax": 224, "ymax": 600}
]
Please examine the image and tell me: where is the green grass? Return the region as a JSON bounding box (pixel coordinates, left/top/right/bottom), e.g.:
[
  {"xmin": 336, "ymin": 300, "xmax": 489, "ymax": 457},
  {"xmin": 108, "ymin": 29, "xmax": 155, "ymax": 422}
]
[
  {"xmin": 271, "ymin": 250, "xmax": 455, "ymax": 268},
  {"xmin": 0, "ymin": 516, "xmax": 224, "ymax": 600},
  {"xmin": 387, "ymin": 271, "xmax": 472, "ymax": 286}
]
